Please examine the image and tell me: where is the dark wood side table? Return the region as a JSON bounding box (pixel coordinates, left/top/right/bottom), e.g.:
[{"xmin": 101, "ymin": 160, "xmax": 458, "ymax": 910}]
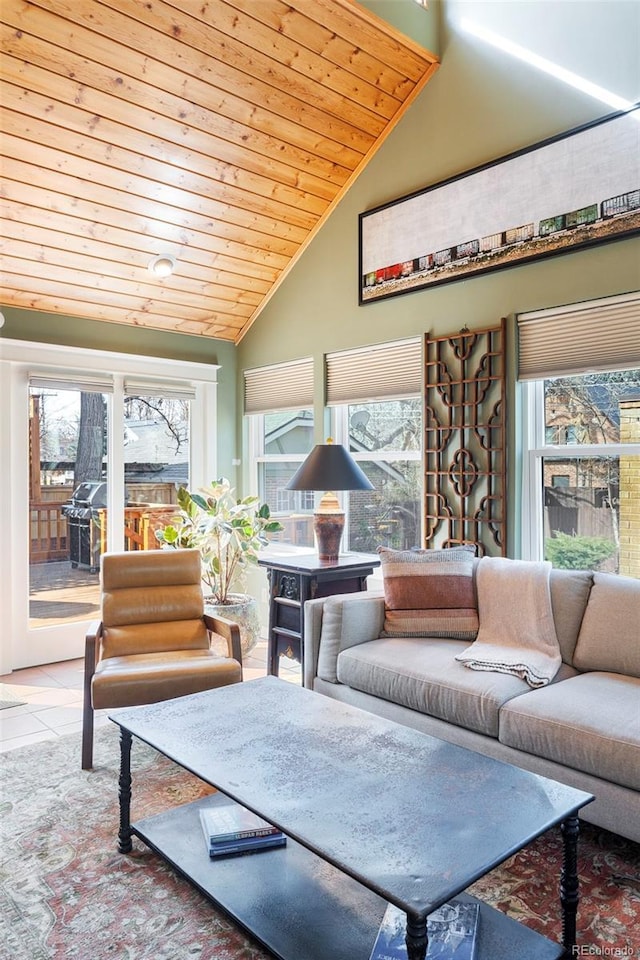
[{"xmin": 258, "ymin": 552, "xmax": 380, "ymax": 677}]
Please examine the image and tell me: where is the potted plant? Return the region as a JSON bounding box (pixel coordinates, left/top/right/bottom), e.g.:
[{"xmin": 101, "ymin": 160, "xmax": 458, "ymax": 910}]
[{"xmin": 155, "ymin": 478, "xmax": 282, "ymax": 656}]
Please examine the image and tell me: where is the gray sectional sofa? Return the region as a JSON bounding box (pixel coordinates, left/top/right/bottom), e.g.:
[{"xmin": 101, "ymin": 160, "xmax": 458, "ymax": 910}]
[{"xmin": 303, "ymin": 567, "xmax": 640, "ymax": 842}]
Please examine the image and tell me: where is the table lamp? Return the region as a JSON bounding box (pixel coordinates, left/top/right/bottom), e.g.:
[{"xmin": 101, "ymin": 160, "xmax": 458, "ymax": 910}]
[{"xmin": 285, "ymin": 438, "xmax": 374, "ymax": 562}]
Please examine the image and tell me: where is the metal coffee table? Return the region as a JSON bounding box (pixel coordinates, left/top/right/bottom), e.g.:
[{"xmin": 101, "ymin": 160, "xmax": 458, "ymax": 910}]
[{"xmin": 110, "ymin": 676, "xmax": 593, "ymax": 960}]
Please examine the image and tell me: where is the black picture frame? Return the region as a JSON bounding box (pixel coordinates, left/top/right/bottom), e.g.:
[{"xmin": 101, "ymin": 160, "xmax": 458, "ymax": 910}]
[{"xmin": 359, "ymin": 104, "xmax": 640, "ymax": 305}]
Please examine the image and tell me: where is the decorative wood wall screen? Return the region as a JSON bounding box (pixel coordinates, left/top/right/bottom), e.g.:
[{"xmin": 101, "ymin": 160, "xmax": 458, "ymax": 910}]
[{"xmin": 424, "ymin": 322, "xmax": 506, "ymax": 556}]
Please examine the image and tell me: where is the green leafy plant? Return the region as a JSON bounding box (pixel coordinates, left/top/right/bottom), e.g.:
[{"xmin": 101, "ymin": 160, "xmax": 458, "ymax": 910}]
[
  {"xmin": 155, "ymin": 478, "xmax": 283, "ymax": 604},
  {"xmin": 544, "ymin": 531, "xmax": 617, "ymax": 571}
]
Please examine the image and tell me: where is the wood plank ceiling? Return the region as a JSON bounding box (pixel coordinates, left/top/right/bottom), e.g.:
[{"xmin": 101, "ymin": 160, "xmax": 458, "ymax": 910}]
[{"xmin": 1, "ymin": 0, "xmax": 438, "ymax": 342}]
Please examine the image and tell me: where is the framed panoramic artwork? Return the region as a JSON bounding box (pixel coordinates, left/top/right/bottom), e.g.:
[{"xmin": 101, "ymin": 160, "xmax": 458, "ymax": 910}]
[{"xmin": 359, "ymin": 104, "xmax": 640, "ymax": 305}]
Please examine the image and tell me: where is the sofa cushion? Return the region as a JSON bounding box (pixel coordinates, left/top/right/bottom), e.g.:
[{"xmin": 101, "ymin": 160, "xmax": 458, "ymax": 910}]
[
  {"xmin": 335, "ymin": 636, "xmax": 567, "ymax": 737},
  {"xmin": 499, "ymin": 672, "xmax": 640, "ymax": 791},
  {"xmin": 549, "ymin": 568, "xmax": 593, "ymax": 665},
  {"xmin": 378, "ymin": 546, "xmax": 479, "ymax": 640},
  {"xmin": 316, "ymin": 594, "xmax": 386, "ymax": 684},
  {"xmin": 573, "ymin": 573, "xmax": 640, "ymax": 677}
]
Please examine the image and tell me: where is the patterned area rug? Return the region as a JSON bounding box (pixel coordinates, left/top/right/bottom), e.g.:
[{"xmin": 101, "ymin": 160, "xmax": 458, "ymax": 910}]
[{"xmin": 1, "ymin": 724, "xmax": 638, "ymax": 960}]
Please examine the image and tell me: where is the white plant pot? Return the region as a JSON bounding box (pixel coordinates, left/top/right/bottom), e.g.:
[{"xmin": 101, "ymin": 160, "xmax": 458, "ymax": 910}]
[{"xmin": 204, "ymin": 593, "xmax": 261, "ymax": 659}]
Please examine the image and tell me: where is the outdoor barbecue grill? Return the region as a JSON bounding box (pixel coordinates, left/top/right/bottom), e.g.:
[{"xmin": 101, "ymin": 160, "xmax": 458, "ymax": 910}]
[{"xmin": 61, "ymin": 481, "xmax": 107, "ymax": 573}]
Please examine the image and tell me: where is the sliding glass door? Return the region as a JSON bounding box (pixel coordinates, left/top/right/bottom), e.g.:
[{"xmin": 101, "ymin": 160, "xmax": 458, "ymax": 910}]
[
  {"xmin": 27, "ymin": 384, "xmax": 193, "ymax": 639},
  {"xmin": 1, "ymin": 339, "xmax": 218, "ymax": 672},
  {"xmin": 28, "ymin": 384, "xmax": 109, "ymax": 632}
]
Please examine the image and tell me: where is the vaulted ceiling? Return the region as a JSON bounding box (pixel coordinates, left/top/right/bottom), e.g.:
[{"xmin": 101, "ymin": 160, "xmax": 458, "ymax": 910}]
[{"xmin": 1, "ymin": 0, "xmax": 438, "ymax": 343}]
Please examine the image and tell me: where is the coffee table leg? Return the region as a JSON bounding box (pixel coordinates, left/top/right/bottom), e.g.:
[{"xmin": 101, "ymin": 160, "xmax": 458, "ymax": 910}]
[
  {"xmin": 560, "ymin": 815, "xmax": 580, "ymax": 954},
  {"xmin": 118, "ymin": 727, "xmax": 133, "ymax": 854},
  {"xmin": 405, "ymin": 913, "xmax": 428, "ymax": 960}
]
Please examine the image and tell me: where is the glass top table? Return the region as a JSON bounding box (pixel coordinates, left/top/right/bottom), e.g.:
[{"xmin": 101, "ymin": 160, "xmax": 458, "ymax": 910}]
[{"xmin": 110, "ymin": 675, "xmax": 593, "ymax": 960}]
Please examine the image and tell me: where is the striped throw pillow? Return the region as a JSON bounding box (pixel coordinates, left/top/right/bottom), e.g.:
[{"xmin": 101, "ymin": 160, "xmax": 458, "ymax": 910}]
[{"xmin": 378, "ymin": 546, "xmax": 479, "ymax": 640}]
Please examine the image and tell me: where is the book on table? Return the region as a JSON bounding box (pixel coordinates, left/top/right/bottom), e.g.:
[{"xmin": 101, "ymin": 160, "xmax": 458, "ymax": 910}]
[
  {"xmin": 199, "ymin": 797, "xmax": 286, "ymax": 858},
  {"xmin": 369, "ymin": 898, "xmax": 479, "ymax": 960},
  {"xmin": 206, "ymin": 833, "xmax": 287, "ymax": 857}
]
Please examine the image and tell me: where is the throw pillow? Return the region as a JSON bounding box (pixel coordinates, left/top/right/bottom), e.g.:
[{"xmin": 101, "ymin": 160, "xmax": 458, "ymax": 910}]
[
  {"xmin": 378, "ymin": 545, "xmax": 479, "ymax": 640},
  {"xmin": 572, "ymin": 572, "xmax": 640, "ymax": 678}
]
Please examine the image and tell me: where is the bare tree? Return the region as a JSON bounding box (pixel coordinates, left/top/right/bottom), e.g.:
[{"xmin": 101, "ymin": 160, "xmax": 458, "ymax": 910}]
[
  {"xmin": 124, "ymin": 396, "xmax": 188, "ymax": 454},
  {"xmin": 74, "ymin": 393, "xmax": 105, "ymax": 485}
]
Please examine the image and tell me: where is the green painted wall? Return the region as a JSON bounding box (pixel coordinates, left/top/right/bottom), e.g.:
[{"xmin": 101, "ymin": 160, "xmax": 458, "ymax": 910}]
[
  {"xmin": 357, "ymin": 0, "xmax": 440, "ymax": 53},
  {"xmin": 237, "ymin": 0, "xmax": 640, "ymax": 549},
  {"xmin": 239, "ymin": 0, "xmax": 639, "ymax": 371}
]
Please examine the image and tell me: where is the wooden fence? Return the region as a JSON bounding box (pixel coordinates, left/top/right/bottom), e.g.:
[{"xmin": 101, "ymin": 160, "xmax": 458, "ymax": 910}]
[
  {"xmin": 544, "ymin": 487, "xmax": 615, "ymax": 540},
  {"xmin": 30, "ymin": 504, "xmax": 178, "ymax": 563},
  {"xmin": 30, "ymin": 501, "xmax": 69, "ymax": 563}
]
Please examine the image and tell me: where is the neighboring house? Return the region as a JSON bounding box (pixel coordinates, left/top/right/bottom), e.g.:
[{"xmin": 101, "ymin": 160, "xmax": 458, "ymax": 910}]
[
  {"xmin": 543, "ymin": 385, "xmax": 640, "ymax": 574},
  {"xmin": 123, "ymin": 419, "xmax": 188, "ymax": 492},
  {"xmin": 263, "ymin": 413, "xmax": 420, "ymax": 551}
]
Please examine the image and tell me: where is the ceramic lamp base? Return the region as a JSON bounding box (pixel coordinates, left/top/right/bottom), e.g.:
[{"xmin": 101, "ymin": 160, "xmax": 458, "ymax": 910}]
[{"xmin": 313, "ymin": 511, "xmax": 344, "ymax": 562}]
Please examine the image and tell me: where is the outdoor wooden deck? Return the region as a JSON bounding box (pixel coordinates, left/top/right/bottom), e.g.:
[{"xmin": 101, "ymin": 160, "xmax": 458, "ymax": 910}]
[{"xmin": 29, "ymin": 561, "xmax": 100, "ymax": 629}]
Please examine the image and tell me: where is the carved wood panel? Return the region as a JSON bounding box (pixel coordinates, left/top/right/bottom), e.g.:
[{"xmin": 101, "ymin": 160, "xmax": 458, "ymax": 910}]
[{"xmin": 424, "ymin": 321, "xmax": 506, "ymax": 556}]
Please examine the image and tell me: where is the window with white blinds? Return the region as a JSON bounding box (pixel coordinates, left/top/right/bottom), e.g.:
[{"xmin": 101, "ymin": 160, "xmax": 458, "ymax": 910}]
[
  {"xmin": 244, "ymin": 358, "xmax": 314, "ymax": 413},
  {"xmin": 29, "ymin": 373, "xmax": 113, "ymax": 393},
  {"xmin": 519, "ymin": 291, "xmax": 640, "ymax": 579},
  {"xmin": 30, "ymin": 376, "xmax": 200, "ymax": 401},
  {"xmin": 325, "ymin": 338, "xmax": 422, "ymax": 405},
  {"xmin": 124, "ymin": 379, "xmax": 197, "ymax": 400},
  {"xmin": 518, "ymin": 292, "xmax": 640, "ymax": 380}
]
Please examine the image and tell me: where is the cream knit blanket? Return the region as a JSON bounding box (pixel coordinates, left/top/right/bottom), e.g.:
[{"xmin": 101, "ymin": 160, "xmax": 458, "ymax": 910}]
[{"xmin": 455, "ymin": 557, "xmax": 561, "ymax": 688}]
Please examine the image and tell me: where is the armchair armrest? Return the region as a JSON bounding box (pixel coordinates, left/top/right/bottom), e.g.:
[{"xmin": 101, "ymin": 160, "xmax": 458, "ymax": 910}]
[
  {"xmin": 303, "ymin": 592, "xmax": 385, "ymax": 688},
  {"xmin": 204, "ymin": 613, "xmax": 243, "ymax": 673},
  {"xmin": 82, "ymin": 620, "xmax": 103, "ymax": 769},
  {"xmin": 84, "ymin": 620, "xmax": 104, "ymax": 687}
]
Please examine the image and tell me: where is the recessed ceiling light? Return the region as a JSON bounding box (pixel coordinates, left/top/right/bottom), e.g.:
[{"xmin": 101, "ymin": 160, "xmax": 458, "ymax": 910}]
[{"xmin": 148, "ymin": 254, "xmax": 176, "ymax": 278}]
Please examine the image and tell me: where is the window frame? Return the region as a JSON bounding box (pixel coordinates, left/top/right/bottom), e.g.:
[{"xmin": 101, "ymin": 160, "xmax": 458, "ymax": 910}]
[
  {"xmin": 248, "ymin": 409, "xmax": 318, "ymax": 550},
  {"xmin": 332, "ymin": 399, "xmax": 423, "ymax": 551},
  {"xmin": 520, "ymin": 378, "xmax": 639, "ymax": 563}
]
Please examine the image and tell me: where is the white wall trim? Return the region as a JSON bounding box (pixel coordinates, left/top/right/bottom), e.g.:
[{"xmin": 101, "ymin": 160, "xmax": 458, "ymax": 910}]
[{"xmin": 0, "ymin": 337, "xmax": 220, "ymax": 381}]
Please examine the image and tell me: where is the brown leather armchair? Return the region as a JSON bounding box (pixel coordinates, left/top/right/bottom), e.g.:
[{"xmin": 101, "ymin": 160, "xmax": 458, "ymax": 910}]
[{"xmin": 82, "ymin": 548, "xmax": 243, "ymax": 769}]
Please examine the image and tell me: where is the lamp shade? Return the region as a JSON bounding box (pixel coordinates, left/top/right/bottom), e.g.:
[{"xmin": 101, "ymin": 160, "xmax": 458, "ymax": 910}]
[{"xmin": 286, "ymin": 442, "xmax": 374, "ymax": 492}]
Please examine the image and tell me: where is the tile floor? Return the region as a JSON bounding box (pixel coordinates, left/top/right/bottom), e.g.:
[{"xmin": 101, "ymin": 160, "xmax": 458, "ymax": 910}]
[{"xmin": 0, "ymin": 640, "xmax": 301, "ymax": 754}]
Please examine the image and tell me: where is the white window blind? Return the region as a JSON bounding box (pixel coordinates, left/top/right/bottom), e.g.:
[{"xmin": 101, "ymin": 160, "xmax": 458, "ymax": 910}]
[
  {"xmin": 518, "ymin": 292, "xmax": 640, "ymax": 380},
  {"xmin": 244, "ymin": 358, "xmax": 314, "ymax": 413},
  {"xmin": 124, "ymin": 379, "xmax": 197, "ymax": 400},
  {"xmin": 326, "ymin": 338, "xmax": 422, "ymax": 405},
  {"xmin": 29, "ymin": 373, "xmax": 113, "ymax": 393}
]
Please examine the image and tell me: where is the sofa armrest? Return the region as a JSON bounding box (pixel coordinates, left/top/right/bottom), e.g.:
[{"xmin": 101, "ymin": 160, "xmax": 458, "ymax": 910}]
[
  {"xmin": 303, "ymin": 597, "xmax": 327, "ymax": 689},
  {"xmin": 303, "ymin": 592, "xmax": 385, "ymax": 688}
]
